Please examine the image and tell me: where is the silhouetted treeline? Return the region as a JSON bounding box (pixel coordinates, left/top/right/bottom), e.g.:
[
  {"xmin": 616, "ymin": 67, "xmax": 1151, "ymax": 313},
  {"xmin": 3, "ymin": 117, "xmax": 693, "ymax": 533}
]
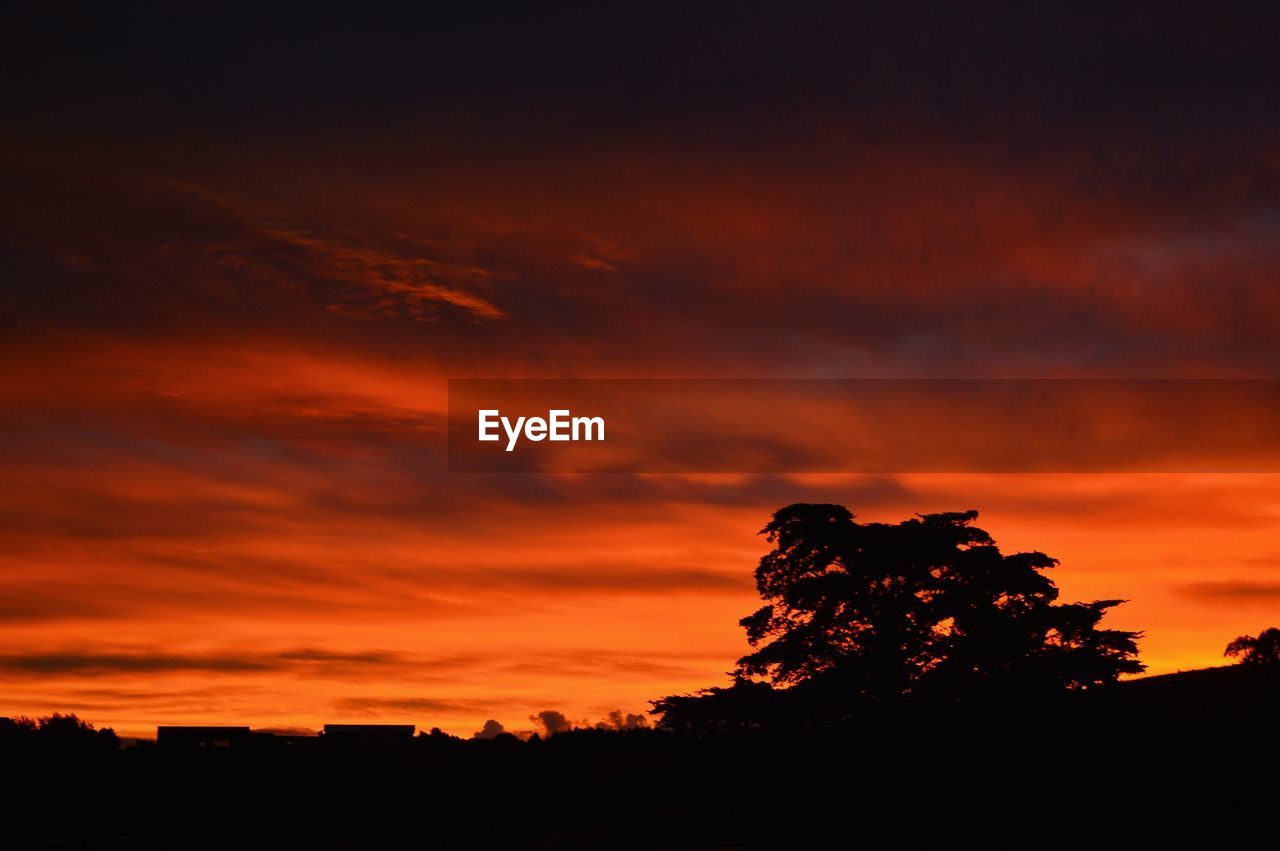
[
  {"xmin": 5, "ymin": 506, "xmax": 1280, "ymax": 847},
  {"xmin": 3, "ymin": 671, "xmax": 1280, "ymax": 848},
  {"xmin": 1225, "ymin": 626, "xmax": 1280, "ymax": 666},
  {"xmin": 0, "ymin": 712, "xmax": 119, "ymax": 755}
]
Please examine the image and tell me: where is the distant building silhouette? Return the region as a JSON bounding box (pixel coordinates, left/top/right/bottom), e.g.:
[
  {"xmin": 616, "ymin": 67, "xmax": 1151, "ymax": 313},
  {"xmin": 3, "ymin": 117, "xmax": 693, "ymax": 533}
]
[
  {"xmin": 257, "ymin": 731, "xmax": 317, "ymax": 748},
  {"xmin": 153, "ymin": 724, "xmax": 415, "ymax": 748},
  {"xmin": 322, "ymin": 724, "xmax": 415, "ymax": 744},
  {"xmin": 157, "ymin": 726, "xmax": 252, "ymax": 749}
]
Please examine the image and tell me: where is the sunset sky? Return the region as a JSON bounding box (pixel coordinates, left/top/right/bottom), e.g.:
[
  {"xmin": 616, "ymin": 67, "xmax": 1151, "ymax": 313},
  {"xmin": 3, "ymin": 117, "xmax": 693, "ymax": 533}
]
[{"xmin": 3, "ymin": 5, "xmax": 1280, "ymax": 738}]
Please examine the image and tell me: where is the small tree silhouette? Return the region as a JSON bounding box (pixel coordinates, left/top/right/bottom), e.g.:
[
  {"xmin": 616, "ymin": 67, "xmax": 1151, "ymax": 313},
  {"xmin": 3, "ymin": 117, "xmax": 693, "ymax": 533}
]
[
  {"xmin": 36, "ymin": 713, "xmax": 120, "ymax": 752},
  {"xmin": 1224, "ymin": 628, "xmax": 1280, "ymax": 666},
  {"xmin": 656, "ymin": 505, "xmax": 1144, "ymax": 729}
]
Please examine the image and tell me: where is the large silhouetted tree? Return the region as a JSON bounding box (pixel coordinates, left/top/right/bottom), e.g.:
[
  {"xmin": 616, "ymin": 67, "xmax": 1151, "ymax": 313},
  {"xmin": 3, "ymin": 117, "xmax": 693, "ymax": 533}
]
[
  {"xmin": 1224, "ymin": 628, "xmax": 1280, "ymax": 666},
  {"xmin": 656, "ymin": 505, "xmax": 1144, "ymax": 729}
]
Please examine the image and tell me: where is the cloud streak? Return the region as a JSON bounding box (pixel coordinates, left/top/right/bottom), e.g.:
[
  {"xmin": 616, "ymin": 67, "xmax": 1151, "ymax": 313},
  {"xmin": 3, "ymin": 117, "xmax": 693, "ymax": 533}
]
[
  {"xmin": 0, "ymin": 647, "xmax": 409, "ymax": 678},
  {"xmin": 1180, "ymin": 582, "xmax": 1280, "ymax": 603}
]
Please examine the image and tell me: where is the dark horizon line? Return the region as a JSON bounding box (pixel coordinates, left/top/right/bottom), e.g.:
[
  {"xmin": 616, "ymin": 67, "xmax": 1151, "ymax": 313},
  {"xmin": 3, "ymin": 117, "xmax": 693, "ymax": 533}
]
[{"xmin": 4, "ymin": 660, "xmax": 1256, "ymax": 740}]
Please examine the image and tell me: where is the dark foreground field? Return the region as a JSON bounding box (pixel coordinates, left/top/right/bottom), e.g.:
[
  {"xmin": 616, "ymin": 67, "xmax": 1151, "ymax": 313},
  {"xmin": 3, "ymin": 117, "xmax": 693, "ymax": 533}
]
[{"xmin": 3, "ymin": 666, "xmax": 1277, "ymax": 849}]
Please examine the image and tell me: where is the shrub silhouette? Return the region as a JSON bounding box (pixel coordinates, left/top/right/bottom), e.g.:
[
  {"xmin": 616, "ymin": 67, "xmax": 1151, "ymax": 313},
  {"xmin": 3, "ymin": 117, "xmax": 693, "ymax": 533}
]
[
  {"xmin": 1225, "ymin": 627, "xmax": 1280, "ymax": 666},
  {"xmin": 0, "ymin": 712, "xmax": 120, "ymax": 754},
  {"xmin": 656, "ymin": 505, "xmax": 1144, "ymax": 729}
]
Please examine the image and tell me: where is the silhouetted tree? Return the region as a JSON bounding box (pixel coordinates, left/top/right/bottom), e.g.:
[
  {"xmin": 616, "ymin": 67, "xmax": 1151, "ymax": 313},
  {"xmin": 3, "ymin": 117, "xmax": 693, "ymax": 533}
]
[
  {"xmin": 37, "ymin": 713, "xmax": 120, "ymax": 751},
  {"xmin": 653, "ymin": 679, "xmax": 781, "ymax": 734},
  {"xmin": 1225, "ymin": 628, "xmax": 1280, "ymax": 666},
  {"xmin": 0, "ymin": 713, "xmax": 120, "ymax": 754},
  {"xmin": 656, "ymin": 505, "xmax": 1144, "ymax": 729}
]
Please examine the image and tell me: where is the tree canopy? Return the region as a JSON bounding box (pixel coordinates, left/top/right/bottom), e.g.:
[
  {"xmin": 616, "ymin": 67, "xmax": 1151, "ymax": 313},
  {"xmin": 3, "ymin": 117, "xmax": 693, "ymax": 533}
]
[
  {"xmin": 1225, "ymin": 628, "xmax": 1280, "ymax": 666},
  {"xmin": 656, "ymin": 504, "xmax": 1144, "ymax": 730}
]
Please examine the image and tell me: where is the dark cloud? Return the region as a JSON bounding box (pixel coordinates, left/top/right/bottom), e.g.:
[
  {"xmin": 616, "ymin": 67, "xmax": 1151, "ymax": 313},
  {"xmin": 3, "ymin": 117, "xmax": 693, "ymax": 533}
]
[
  {"xmin": 531, "ymin": 710, "xmax": 573, "ymax": 737},
  {"xmin": 527, "ymin": 708, "xmax": 649, "ymax": 736},
  {"xmin": 594, "ymin": 710, "xmax": 649, "ymax": 731},
  {"xmin": 471, "ymin": 719, "xmax": 506, "ymax": 740},
  {"xmin": 186, "ymin": 185, "xmax": 507, "ymax": 322},
  {"xmin": 0, "ymin": 647, "xmax": 408, "ymax": 678},
  {"xmin": 0, "ymin": 686, "xmax": 248, "ymax": 716},
  {"xmin": 1180, "ymin": 582, "xmax": 1280, "ymax": 604},
  {"xmin": 436, "ymin": 566, "xmax": 745, "ymax": 594},
  {"xmin": 7, "ymin": 3, "xmax": 1280, "ymax": 162},
  {"xmin": 504, "ymin": 651, "xmax": 712, "ymax": 682},
  {"xmin": 334, "ymin": 697, "xmax": 495, "ymax": 717},
  {"xmin": 0, "ymin": 585, "xmax": 130, "ymax": 623},
  {"xmin": 0, "ymin": 169, "xmax": 509, "ymax": 333}
]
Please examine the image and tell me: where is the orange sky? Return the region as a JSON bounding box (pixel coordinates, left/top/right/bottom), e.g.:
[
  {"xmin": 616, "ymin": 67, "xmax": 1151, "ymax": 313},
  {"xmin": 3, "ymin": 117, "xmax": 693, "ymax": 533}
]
[{"xmin": 4, "ymin": 7, "xmax": 1280, "ymax": 738}]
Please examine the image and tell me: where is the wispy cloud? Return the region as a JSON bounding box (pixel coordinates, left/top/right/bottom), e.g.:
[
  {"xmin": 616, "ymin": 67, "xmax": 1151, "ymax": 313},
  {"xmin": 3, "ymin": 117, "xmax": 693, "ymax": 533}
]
[
  {"xmin": 0, "ymin": 647, "xmax": 410, "ymax": 678},
  {"xmin": 1180, "ymin": 581, "xmax": 1280, "ymax": 603},
  {"xmin": 163, "ymin": 182, "xmax": 507, "ymax": 322}
]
